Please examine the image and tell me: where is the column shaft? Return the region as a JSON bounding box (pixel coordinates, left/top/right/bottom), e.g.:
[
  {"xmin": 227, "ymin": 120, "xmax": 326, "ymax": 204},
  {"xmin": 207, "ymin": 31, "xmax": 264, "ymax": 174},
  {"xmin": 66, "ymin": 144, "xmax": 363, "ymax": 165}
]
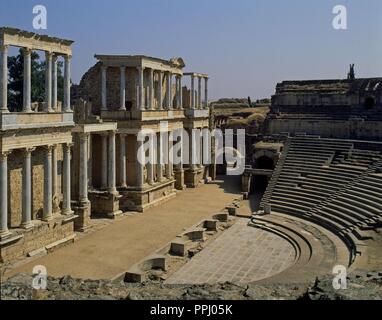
[
  {"xmin": 157, "ymin": 133, "xmax": 163, "ymax": 182},
  {"xmin": 136, "ymin": 138, "xmax": 144, "ymax": 188},
  {"xmin": 149, "ymin": 69, "xmax": 154, "ymax": 110},
  {"xmin": 167, "ymin": 72, "xmax": 172, "ymax": 109},
  {"xmin": 22, "ymin": 48, "xmax": 32, "ymax": 112},
  {"xmin": 64, "ymin": 55, "xmax": 71, "ymax": 111},
  {"xmin": 45, "ymin": 52, "xmax": 53, "ymax": 112},
  {"xmin": 79, "ymin": 134, "xmax": 89, "ymax": 202},
  {"xmin": 52, "ymin": 145, "xmax": 58, "ymax": 202},
  {"xmin": 62, "ymin": 143, "xmax": 72, "ymax": 214},
  {"xmin": 101, "ymin": 134, "xmax": 108, "ymax": 189},
  {"xmin": 120, "ymin": 66, "xmax": 126, "ymax": 110},
  {"xmin": 198, "ymin": 77, "xmax": 202, "ymax": 109},
  {"xmin": 178, "ymin": 75, "xmax": 183, "ymax": 109},
  {"xmin": 108, "ymin": 131, "xmax": 117, "ymax": 193},
  {"xmin": 0, "ymin": 45, "xmax": 8, "ymax": 112},
  {"xmin": 119, "ymin": 134, "xmax": 127, "ymax": 188},
  {"xmin": 191, "ymin": 75, "xmax": 195, "ymax": 109},
  {"xmin": 43, "ymin": 146, "xmax": 53, "ymax": 221},
  {"xmin": 138, "ymin": 67, "xmax": 144, "ymax": 110},
  {"xmin": 52, "ymin": 55, "xmax": 58, "ymax": 110},
  {"xmin": 0, "ymin": 152, "xmax": 10, "ymax": 236},
  {"xmin": 204, "ymin": 78, "xmax": 209, "ymax": 109},
  {"xmin": 88, "ymin": 134, "xmax": 93, "ymax": 189},
  {"xmin": 21, "ymin": 148, "xmax": 33, "ymax": 228},
  {"xmin": 158, "ymin": 71, "xmax": 163, "ymax": 110}
]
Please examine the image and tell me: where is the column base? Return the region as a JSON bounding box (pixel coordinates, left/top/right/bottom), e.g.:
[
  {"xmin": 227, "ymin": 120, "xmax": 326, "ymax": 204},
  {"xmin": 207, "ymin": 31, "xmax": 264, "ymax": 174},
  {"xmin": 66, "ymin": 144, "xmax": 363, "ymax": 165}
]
[
  {"xmin": 42, "ymin": 215, "xmax": 54, "ymax": 222},
  {"xmin": 73, "ymin": 200, "xmax": 91, "ymax": 232},
  {"xmin": 174, "ymin": 169, "xmax": 186, "ymax": 190},
  {"xmin": 89, "ymin": 190, "xmax": 122, "ymax": 219},
  {"xmin": 0, "ymin": 230, "xmax": 12, "ymax": 240},
  {"xmin": 21, "ymin": 222, "xmax": 34, "ymax": 230}
]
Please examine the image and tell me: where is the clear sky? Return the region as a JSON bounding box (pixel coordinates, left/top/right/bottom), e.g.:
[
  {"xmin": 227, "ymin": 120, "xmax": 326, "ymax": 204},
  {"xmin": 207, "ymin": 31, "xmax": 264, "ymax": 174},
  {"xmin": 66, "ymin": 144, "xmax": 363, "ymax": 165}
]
[{"xmin": 1, "ymin": 0, "xmax": 382, "ymax": 100}]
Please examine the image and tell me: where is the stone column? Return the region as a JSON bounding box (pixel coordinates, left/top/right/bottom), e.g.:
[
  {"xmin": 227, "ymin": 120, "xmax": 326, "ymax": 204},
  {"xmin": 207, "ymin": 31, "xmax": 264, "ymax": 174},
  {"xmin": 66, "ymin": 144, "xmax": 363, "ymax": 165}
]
[
  {"xmin": 62, "ymin": 143, "xmax": 73, "ymax": 215},
  {"xmin": 88, "ymin": 134, "xmax": 93, "ymax": 189},
  {"xmin": 204, "ymin": 78, "xmax": 209, "ymax": 109},
  {"xmin": 21, "ymin": 148, "xmax": 34, "ymax": 229},
  {"xmin": 0, "ymin": 45, "xmax": 8, "ymax": 112},
  {"xmin": 166, "ymin": 132, "xmax": 172, "ymax": 179},
  {"xmin": 136, "ymin": 138, "xmax": 144, "ymax": 188},
  {"xmin": 101, "ymin": 65, "xmax": 107, "ymax": 111},
  {"xmin": 149, "ymin": 68, "xmax": 154, "ymax": 110},
  {"xmin": 0, "ymin": 152, "xmax": 10, "ymax": 237},
  {"xmin": 157, "ymin": 71, "xmax": 163, "ymax": 110},
  {"xmin": 101, "ymin": 133, "xmax": 108, "ymax": 189},
  {"xmin": 52, "ymin": 55, "xmax": 58, "ymax": 110},
  {"xmin": 178, "ymin": 75, "xmax": 183, "ymax": 109},
  {"xmin": 52, "ymin": 145, "xmax": 58, "ymax": 203},
  {"xmin": 198, "ymin": 77, "xmax": 202, "ymax": 109},
  {"xmin": 147, "ymin": 133, "xmax": 155, "ymax": 185},
  {"xmin": 167, "ymin": 72, "xmax": 172, "ymax": 109},
  {"xmin": 119, "ymin": 134, "xmax": 127, "ymax": 188},
  {"xmin": 22, "ymin": 48, "xmax": 32, "ymax": 112},
  {"xmin": 79, "ymin": 134, "xmax": 89, "ymax": 202},
  {"xmin": 189, "ymin": 129, "xmax": 197, "ymax": 171},
  {"xmin": 119, "ymin": 66, "xmax": 126, "ymax": 111},
  {"xmin": 43, "ymin": 146, "xmax": 53, "ymax": 221},
  {"xmin": 191, "ymin": 75, "xmax": 195, "ymax": 109},
  {"xmin": 157, "ymin": 132, "xmax": 164, "ymax": 182},
  {"xmin": 137, "ymin": 67, "xmax": 145, "ymax": 110},
  {"xmin": 44, "ymin": 52, "xmax": 53, "ymax": 112},
  {"xmin": 108, "ymin": 131, "xmax": 117, "ymax": 193},
  {"xmin": 64, "ymin": 55, "xmax": 71, "ymax": 112}
]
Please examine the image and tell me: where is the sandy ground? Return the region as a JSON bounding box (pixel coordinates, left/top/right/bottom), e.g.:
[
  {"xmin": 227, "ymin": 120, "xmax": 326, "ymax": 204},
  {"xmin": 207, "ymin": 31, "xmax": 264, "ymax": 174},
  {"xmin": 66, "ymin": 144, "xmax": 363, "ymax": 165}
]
[{"xmin": 2, "ymin": 176, "xmax": 242, "ymax": 281}]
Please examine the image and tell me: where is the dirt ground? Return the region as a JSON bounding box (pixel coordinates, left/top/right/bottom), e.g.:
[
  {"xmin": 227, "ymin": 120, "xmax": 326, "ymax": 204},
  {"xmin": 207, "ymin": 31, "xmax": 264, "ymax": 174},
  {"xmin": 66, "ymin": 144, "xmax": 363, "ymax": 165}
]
[{"xmin": 1, "ymin": 176, "xmax": 242, "ymax": 281}]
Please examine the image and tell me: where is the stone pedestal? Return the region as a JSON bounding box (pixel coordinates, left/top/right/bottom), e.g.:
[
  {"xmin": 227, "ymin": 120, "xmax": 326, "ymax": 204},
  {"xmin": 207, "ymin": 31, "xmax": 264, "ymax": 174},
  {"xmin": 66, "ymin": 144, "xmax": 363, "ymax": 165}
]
[
  {"xmin": 73, "ymin": 200, "xmax": 91, "ymax": 232},
  {"xmin": 184, "ymin": 167, "xmax": 205, "ymax": 188},
  {"xmin": 89, "ymin": 191, "xmax": 122, "ymax": 219},
  {"xmin": 174, "ymin": 168, "xmax": 185, "ymax": 190}
]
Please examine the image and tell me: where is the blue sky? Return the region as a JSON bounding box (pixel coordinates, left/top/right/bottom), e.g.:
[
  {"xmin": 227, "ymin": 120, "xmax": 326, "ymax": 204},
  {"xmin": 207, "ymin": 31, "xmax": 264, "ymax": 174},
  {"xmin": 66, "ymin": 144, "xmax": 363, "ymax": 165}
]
[{"xmin": 1, "ymin": 0, "xmax": 381, "ymax": 99}]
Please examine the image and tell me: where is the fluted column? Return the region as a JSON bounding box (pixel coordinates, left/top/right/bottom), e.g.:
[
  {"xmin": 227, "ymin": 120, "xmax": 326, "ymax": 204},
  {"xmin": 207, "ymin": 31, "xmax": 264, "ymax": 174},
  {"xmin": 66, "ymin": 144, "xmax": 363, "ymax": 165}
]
[
  {"xmin": 62, "ymin": 143, "xmax": 73, "ymax": 215},
  {"xmin": 0, "ymin": 45, "xmax": 8, "ymax": 112},
  {"xmin": 63, "ymin": 55, "xmax": 71, "ymax": 112},
  {"xmin": 137, "ymin": 67, "xmax": 145, "ymax": 110},
  {"xmin": 101, "ymin": 65, "xmax": 107, "ymax": 111},
  {"xmin": 167, "ymin": 72, "xmax": 172, "ymax": 109},
  {"xmin": 157, "ymin": 132, "xmax": 164, "ymax": 182},
  {"xmin": 198, "ymin": 77, "xmax": 202, "ymax": 109},
  {"xmin": 79, "ymin": 134, "xmax": 89, "ymax": 202},
  {"xmin": 0, "ymin": 152, "xmax": 10, "ymax": 237},
  {"xmin": 204, "ymin": 78, "xmax": 209, "ymax": 109},
  {"xmin": 119, "ymin": 66, "xmax": 126, "ymax": 111},
  {"xmin": 119, "ymin": 134, "xmax": 127, "ymax": 188},
  {"xmin": 52, "ymin": 55, "xmax": 58, "ymax": 110},
  {"xmin": 108, "ymin": 131, "xmax": 117, "ymax": 193},
  {"xmin": 52, "ymin": 145, "xmax": 58, "ymax": 202},
  {"xmin": 101, "ymin": 133, "xmax": 108, "ymax": 189},
  {"xmin": 44, "ymin": 52, "xmax": 53, "ymax": 112},
  {"xmin": 22, "ymin": 48, "xmax": 32, "ymax": 112},
  {"xmin": 157, "ymin": 71, "xmax": 163, "ymax": 110},
  {"xmin": 191, "ymin": 75, "xmax": 195, "ymax": 109},
  {"xmin": 43, "ymin": 146, "xmax": 53, "ymax": 221},
  {"xmin": 149, "ymin": 68, "xmax": 154, "ymax": 110},
  {"xmin": 136, "ymin": 138, "xmax": 144, "ymax": 188},
  {"xmin": 21, "ymin": 148, "xmax": 34, "ymax": 229}
]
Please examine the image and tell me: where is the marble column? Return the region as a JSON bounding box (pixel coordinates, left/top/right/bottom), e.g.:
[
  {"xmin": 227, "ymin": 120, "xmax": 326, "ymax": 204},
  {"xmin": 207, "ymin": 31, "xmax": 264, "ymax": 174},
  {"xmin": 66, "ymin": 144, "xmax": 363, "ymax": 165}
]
[
  {"xmin": 136, "ymin": 138, "xmax": 144, "ymax": 188},
  {"xmin": 157, "ymin": 71, "xmax": 163, "ymax": 110},
  {"xmin": 190, "ymin": 130, "xmax": 197, "ymax": 171},
  {"xmin": 108, "ymin": 131, "xmax": 117, "ymax": 193},
  {"xmin": 147, "ymin": 134, "xmax": 155, "ymax": 185},
  {"xmin": 149, "ymin": 69, "xmax": 154, "ymax": 110},
  {"xmin": 119, "ymin": 66, "xmax": 126, "ymax": 111},
  {"xmin": 156, "ymin": 132, "xmax": 164, "ymax": 182},
  {"xmin": 64, "ymin": 55, "xmax": 71, "ymax": 112},
  {"xmin": 62, "ymin": 143, "xmax": 73, "ymax": 215},
  {"xmin": 198, "ymin": 77, "xmax": 202, "ymax": 109},
  {"xmin": 191, "ymin": 75, "xmax": 195, "ymax": 110},
  {"xmin": 79, "ymin": 134, "xmax": 89, "ymax": 202},
  {"xmin": 167, "ymin": 72, "xmax": 172, "ymax": 109},
  {"xmin": 101, "ymin": 133, "xmax": 108, "ymax": 189},
  {"xmin": 44, "ymin": 52, "xmax": 53, "ymax": 112},
  {"xmin": 204, "ymin": 78, "xmax": 209, "ymax": 109},
  {"xmin": 21, "ymin": 148, "xmax": 34, "ymax": 229},
  {"xmin": 22, "ymin": 48, "xmax": 32, "ymax": 112},
  {"xmin": 88, "ymin": 135, "xmax": 93, "ymax": 189},
  {"xmin": 119, "ymin": 134, "xmax": 127, "ymax": 188},
  {"xmin": 0, "ymin": 45, "xmax": 8, "ymax": 112},
  {"xmin": 52, "ymin": 145, "xmax": 58, "ymax": 202},
  {"xmin": 137, "ymin": 67, "xmax": 145, "ymax": 110},
  {"xmin": 166, "ymin": 132, "xmax": 172, "ymax": 179},
  {"xmin": 43, "ymin": 146, "xmax": 53, "ymax": 221},
  {"xmin": 101, "ymin": 65, "xmax": 107, "ymax": 111},
  {"xmin": 52, "ymin": 55, "xmax": 58, "ymax": 110},
  {"xmin": 0, "ymin": 152, "xmax": 10, "ymax": 237}
]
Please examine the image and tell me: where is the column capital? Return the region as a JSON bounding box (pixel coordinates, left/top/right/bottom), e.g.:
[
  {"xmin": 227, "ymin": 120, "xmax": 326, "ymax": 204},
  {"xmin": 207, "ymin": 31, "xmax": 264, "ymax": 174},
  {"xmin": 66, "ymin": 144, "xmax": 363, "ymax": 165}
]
[
  {"xmin": 64, "ymin": 54, "xmax": 72, "ymax": 61},
  {"xmin": 45, "ymin": 51, "xmax": 54, "ymax": 59},
  {"xmin": 21, "ymin": 47, "xmax": 32, "ymax": 55},
  {"xmin": 0, "ymin": 44, "xmax": 9, "ymax": 52},
  {"xmin": 101, "ymin": 64, "xmax": 107, "ymax": 71},
  {"xmin": 0, "ymin": 151, "xmax": 11, "ymax": 160},
  {"xmin": 79, "ymin": 132, "xmax": 90, "ymax": 140},
  {"xmin": 63, "ymin": 142, "xmax": 74, "ymax": 149},
  {"xmin": 42, "ymin": 145, "xmax": 54, "ymax": 153},
  {"xmin": 21, "ymin": 147, "xmax": 36, "ymax": 156}
]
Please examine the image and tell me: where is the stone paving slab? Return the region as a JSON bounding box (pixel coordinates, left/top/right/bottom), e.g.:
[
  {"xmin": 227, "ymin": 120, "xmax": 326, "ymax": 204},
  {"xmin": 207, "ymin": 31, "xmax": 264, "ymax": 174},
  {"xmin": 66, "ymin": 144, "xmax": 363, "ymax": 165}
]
[{"xmin": 165, "ymin": 218, "xmax": 296, "ymax": 285}]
